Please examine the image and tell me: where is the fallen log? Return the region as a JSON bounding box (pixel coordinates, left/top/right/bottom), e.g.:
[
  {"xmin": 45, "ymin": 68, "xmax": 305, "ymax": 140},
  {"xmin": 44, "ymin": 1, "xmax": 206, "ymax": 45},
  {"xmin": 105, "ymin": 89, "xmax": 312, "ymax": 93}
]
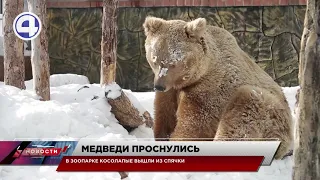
[{"xmin": 105, "ymin": 83, "xmax": 154, "ymax": 131}]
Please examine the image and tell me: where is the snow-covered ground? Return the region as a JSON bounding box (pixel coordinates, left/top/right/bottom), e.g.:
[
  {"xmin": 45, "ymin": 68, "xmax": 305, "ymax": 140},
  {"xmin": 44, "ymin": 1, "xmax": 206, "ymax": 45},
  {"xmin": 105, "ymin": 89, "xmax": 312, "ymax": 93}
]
[{"xmin": 0, "ymin": 74, "xmax": 299, "ymax": 180}]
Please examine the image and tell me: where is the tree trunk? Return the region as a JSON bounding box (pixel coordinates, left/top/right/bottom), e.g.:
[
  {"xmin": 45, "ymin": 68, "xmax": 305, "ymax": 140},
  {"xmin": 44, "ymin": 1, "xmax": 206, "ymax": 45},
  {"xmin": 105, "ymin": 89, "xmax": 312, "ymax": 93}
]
[
  {"xmin": 27, "ymin": 0, "xmax": 50, "ymax": 101},
  {"xmin": 100, "ymin": 2, "xmax": 152, "ymax": 179},
  {"xmin": 293, "ymin": 0, "xmax": 320, "ymax": 179},
  {"xmin": 3, "ymin": 0, "xmax": 25, "ymax": 89},
  {"xmin": 100, "ymin": 0, "xmax": 118, "ymax": 86}
]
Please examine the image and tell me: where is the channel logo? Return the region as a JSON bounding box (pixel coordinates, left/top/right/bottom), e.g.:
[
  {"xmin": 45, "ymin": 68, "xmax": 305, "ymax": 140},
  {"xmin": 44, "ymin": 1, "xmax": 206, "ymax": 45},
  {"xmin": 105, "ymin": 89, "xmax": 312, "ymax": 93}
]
[
  {"xmin": 12, "ymin": 144, "xmax": 71, "ymax": 158},
  {"xmin": 13, "ymin": 12, "xmax": 42, "ymax": 41}
]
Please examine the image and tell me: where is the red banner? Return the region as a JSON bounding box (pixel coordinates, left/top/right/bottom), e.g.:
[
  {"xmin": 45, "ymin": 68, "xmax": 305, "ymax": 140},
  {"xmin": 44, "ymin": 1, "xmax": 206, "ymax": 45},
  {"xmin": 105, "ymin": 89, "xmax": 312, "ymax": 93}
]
[{"xmin": 56, "ymin": 156, "xmax": 263, "ymax": 172}]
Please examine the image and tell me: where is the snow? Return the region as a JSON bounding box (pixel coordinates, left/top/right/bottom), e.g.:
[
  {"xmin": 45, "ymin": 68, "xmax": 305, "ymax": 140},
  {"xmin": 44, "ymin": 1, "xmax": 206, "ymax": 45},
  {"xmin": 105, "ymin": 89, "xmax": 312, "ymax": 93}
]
[
  {"xmin": 104, "ymin": 82, "xmax": 122, "ymax": 99},
  {"xmin": 158, "ymin": 67, "xmax": 168, "ymax": 77},
  {"xmin": 0, "ymin": 74, "xmax": 90, "ymax": 89},
  {"xmin": 168, "ymin": 47, "xmax": 185, "ymax": 64},
  {"xmin": 0, "ymin": 74, "xmax": 299, "ymax": 180},
  {"xmin": 282, "ymin": 86, "xmax": 300, "ymax": 114}
]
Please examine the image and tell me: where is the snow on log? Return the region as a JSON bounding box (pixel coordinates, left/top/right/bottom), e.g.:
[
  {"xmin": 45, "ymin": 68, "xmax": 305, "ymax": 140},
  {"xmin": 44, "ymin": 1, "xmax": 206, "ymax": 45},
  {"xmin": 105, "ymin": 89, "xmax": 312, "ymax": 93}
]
[{"xmin": 104, "ymin": 83, "xmax": 154, "ymax": 129}]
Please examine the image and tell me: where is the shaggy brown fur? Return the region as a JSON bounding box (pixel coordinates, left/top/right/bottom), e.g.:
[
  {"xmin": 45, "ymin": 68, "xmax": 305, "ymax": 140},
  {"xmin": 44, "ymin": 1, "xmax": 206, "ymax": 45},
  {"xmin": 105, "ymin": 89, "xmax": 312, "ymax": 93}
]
[{"xmin": 143, "ymin": 16, "xmax": 293, "ymax": 159}]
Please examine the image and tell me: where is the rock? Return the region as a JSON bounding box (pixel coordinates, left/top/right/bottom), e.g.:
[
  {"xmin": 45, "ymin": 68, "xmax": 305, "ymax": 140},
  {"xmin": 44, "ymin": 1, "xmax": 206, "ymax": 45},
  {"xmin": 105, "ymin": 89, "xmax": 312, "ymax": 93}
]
[{"xmin": 262, "ymin": 6, "xmax": 302, "ymax": 37}]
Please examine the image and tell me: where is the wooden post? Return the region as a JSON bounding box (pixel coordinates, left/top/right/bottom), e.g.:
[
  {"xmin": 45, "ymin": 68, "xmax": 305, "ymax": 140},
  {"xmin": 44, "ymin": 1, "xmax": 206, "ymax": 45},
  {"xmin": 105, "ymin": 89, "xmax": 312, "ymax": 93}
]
[
  {"xmin": 27, "ymin": 0, "xmax": 50, "ymax": 101},
  {"xmin": 293, "ymin": 0, "xmax": 320, "ymax": 179},
  {"xmin": 100, "ymin": 0, "xmax": 118, "ymax": 86},
  {"xmin": 3, "ymin": 0, "xmax": 25, "ymax": 89}
]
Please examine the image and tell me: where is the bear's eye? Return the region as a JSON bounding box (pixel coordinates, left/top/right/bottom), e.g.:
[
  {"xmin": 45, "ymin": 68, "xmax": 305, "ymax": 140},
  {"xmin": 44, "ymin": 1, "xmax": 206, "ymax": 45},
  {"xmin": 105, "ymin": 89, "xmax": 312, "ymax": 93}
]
[
  {"xmin": 151, "ymin": 56, "xmax": 158, "ymax": 66},
  {"xmin": 152, "ymin": 56, "xmax": 157, "ymax": 62}
]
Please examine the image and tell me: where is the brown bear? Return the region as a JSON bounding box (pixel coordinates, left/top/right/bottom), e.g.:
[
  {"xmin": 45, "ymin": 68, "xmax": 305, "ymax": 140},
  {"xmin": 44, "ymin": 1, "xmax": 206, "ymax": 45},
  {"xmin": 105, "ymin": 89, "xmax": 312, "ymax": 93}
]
[{"xmin": 143, "ymin": 16, "xmax": 293, "ymax": 159}]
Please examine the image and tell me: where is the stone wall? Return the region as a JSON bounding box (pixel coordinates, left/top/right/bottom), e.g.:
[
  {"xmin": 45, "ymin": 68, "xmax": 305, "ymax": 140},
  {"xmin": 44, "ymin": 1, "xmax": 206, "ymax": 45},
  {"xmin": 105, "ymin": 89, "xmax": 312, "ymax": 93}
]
[{"xmin": 45, "ymin": 6, "xmax": 305, "ymax": 91}]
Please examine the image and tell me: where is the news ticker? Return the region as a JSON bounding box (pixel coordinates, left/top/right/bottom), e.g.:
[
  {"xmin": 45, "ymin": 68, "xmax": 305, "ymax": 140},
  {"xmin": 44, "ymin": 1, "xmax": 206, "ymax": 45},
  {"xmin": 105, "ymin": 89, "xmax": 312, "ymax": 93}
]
[{"xmin": 0, "ymin": 140, "xmax": 281, "ymax": 172}]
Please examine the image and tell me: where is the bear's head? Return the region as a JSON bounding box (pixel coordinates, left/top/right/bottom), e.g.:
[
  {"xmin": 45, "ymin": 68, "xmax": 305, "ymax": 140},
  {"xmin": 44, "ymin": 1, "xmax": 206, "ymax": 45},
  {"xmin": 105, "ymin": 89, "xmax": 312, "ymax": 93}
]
[{"xmin": 143, "ymin": 16, "xmax": 209, "ymax": 92}]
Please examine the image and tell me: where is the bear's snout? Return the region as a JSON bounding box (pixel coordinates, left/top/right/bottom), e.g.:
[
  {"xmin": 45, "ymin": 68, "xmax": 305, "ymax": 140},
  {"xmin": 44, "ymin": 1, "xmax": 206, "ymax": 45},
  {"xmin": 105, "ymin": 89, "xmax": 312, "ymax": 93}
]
[{"xmin": 154, "ymin": 85, "xmax": 166, "ymax": 92}]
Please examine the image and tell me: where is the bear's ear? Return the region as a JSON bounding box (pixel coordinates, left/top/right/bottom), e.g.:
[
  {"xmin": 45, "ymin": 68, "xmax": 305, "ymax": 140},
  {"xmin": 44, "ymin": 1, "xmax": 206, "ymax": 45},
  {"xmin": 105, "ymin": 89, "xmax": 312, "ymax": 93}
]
[
  {"xmin": 184, "ymin": 18, "xmax": 207, "ymax": 38},
  {"xmin": 143, "ymin": 16, "xmax": 165, "ymax": 36}
]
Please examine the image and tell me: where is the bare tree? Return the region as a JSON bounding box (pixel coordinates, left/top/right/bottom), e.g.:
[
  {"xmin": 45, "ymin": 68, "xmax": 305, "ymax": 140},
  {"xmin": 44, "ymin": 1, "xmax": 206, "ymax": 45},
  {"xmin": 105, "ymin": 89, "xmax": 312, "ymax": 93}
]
[
  {"xmin": 27, "ymin": 0, "xmax": 50, "ymax": 101},
  {"xmin": 100, "ymin": 0, "xmax": 118, "ymax": 86},
  {"xmin": 3, "ymin": 0, "xmax": 25, "ymax": 89},
  {"xmin": 293, "ymin": 0, "xmax": 320, "ymax": 179}
]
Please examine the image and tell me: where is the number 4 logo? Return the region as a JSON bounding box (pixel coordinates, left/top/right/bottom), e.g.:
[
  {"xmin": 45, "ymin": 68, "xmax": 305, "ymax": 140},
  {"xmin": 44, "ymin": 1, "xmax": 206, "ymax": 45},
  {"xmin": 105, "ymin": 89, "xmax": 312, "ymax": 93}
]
[{"xmin": 13, "ymin": 12, "xmax": 42, "ymax": 41}]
